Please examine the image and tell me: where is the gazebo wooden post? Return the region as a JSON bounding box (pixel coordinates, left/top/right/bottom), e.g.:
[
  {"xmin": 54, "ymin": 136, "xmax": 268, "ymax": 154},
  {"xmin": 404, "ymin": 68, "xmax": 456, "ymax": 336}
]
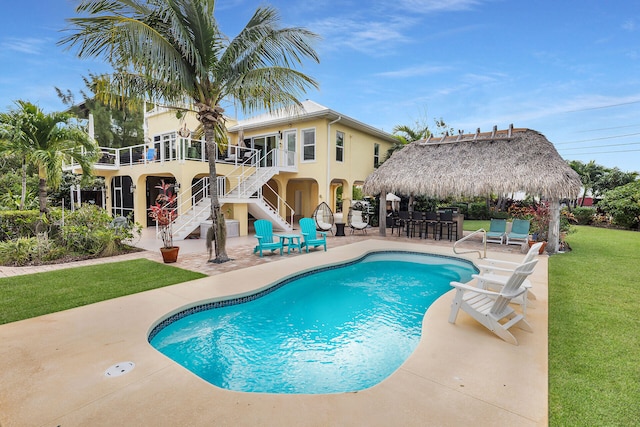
[
  {"xmin": 379, "ymin": 192, "xmax": 387, "ymax": 236},
  {"xmin": 548, "ymin": 198, "xmax": 560, "ymax": 254}
]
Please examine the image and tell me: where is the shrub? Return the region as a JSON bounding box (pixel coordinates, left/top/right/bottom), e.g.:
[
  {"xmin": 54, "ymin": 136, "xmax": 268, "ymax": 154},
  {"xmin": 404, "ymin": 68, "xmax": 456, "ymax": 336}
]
[
  {"xmin": 451, "ymin": 203, "xmax": 469, "ymax": 217},
  {"xmin": 490, "ymin": 210, "xmax": 510, "ymax": 219},
  {"xmin": 0, "ymin": 210, "xmax": 40, "ymax": 241},
  {"xmin": 597, "ymin": 180, "xmax": 640, "ymax": 229},
  {"xmin": 0, "ymin": 204, "xmax": 140, "ymax": 265},
  {"xmin": 0, "ymin": 237, "xmax": 38, "ymax": 266},
  {"xmin": 468, "ymin": 202, "xmax": 489, "ymax": 220},
  {"xmin": 572, "ymin": 207, "xmax": 596, "ymax": 225}
]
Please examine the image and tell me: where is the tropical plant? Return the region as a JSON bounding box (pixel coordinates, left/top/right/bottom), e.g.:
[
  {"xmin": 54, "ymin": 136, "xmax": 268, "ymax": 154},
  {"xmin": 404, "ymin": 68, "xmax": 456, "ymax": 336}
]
[
  {"xmin": 569, "ymin": 160, "xmax": 607, "ymax": 206},
  {"xmin": 572, "ymin": 206, "xmax": 596, "ymax": 225},
  {"xmin": 597, "ymin": 180, "xmax": 640, "ymax": 229},
  {"xmin": 0, "ymin": 101, "xmax": 99, "ymax": 220},
  {"xmin": 60, "ymin": 0, "xmax": 320, "ymax": 263},
  {"xmin": 148, "ymin": 180, "xmax": 178, "ymax": 249},
  {"xmin": 0, "ymin": 237, "xmax": 38, "ymax": 266},
  {"xmin": 62, "ymin": 203, "xmax": 135, "ymax": 255},
  {"xmin": 384, "ymin": 122, "xmax": 430, "ymax": 162},
  {"xmin": 593, "ymin": 167, "xmax": 637, "ymax": 195},
  {"xmin": 56, "ymin": 72, "xmax": 145, "ymax": 148},
  {"xmin": 510, "ymin": 203, "xmax": 576, "ymax": 241},
  {"xmin": 384, "ymin": 118, "xmax": 454, "ymax": 163}
]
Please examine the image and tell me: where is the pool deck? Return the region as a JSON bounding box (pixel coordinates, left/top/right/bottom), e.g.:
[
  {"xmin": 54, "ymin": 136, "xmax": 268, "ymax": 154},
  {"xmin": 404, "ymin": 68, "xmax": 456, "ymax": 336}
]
[{"xmin": 0, "ymin": 230, "xmax": 548, "ymax": 426}]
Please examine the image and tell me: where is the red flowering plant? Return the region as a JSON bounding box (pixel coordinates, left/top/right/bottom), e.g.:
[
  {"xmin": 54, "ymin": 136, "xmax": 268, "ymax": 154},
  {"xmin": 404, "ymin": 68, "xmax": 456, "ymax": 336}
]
[
  {"xmin": 148, "ymin": 180, "xmax": 178, "ymax": 248},
  {"xmin": 509, "ymin": 202, "xmax": 576, "ymax": 242}
]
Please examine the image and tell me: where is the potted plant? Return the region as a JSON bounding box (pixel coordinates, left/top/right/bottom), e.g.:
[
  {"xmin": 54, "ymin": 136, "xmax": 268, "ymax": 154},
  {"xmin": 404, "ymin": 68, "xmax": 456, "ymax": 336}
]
[{"xmin": 148, "ymin": 180, "xmax": 179, "ymax": 263}]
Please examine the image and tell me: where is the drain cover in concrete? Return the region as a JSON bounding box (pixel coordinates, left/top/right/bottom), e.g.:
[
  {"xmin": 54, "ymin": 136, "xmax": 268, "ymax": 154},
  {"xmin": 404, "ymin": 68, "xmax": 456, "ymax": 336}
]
[{"xmin": 105, "ymin": 361, "xmax": 135, "ymax": 377}]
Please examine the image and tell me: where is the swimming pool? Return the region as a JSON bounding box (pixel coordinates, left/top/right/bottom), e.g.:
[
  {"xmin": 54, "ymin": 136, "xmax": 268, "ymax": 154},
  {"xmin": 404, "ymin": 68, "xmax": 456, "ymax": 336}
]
[{"xmin": 149, "ymin": 251, "xmax": 476, "ymax": 394}]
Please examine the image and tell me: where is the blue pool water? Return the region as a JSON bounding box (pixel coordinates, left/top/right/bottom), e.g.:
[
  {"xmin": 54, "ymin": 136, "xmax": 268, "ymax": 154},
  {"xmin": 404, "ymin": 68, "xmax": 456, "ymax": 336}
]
[{"xmin": 149, "ymin": 251, "xmax": 476, "ymax": 394}]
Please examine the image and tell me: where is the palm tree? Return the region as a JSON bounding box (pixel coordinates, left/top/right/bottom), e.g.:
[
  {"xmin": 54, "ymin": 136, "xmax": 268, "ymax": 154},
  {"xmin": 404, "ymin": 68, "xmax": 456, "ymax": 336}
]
[
  {"xmin": 0, "ymin": 101, "xmax": 98, "ymax": 219},
  {"xmin": 60, "ymin": 0, "xmax": 319, "ymax": 263},
  {"xmin": 569, "ymin": 160, "xmax": 607, "ymax": 206},
  {"xmin": 383, "ymin": 124, "xmax": 431, "ymax": 163}
]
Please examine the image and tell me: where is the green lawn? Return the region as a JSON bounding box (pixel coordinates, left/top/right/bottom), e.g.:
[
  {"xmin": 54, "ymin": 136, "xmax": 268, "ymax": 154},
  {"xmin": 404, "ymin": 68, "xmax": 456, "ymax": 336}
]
[
  {"xmin": 0, "ymin": 259, "xmax": 206, "ymax": 324},
  {"xmin": 549, "ymin": 226, "xmax": 639, "ymax": 426}
]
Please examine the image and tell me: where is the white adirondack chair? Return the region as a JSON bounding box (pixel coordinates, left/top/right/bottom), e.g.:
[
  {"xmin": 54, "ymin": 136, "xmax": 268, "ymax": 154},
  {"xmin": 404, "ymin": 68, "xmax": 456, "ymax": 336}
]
[
  {"xmin": 448, "ymin": 259, "xmax": 539, "ymax": 345},
  {"xmin": 474, "ymin": 241, "xmax": 544, "ymax": 316}
]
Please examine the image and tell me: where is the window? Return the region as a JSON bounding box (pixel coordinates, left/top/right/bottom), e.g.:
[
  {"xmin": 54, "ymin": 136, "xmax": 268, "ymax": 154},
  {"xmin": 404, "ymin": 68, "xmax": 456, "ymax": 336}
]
[
  {"xmin": 336, "ymin": 131, "xmax": 344, "ymax": 162},
  {"xmin": 374, "ymin": 143, "xmax": 380, "ymax": 167},
  {"xmin": 153, "ymin": 132, "xmax": 177, "ymax": 161},
  {"xmin": 302, "ymin": 128, "xmax": 316, "ymax": 161}
]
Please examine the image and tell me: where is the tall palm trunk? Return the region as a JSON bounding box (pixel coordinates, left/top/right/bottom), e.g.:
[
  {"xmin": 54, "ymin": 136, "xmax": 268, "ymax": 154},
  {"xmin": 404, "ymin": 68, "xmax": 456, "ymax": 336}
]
[
  {"xmin": 38, "ymin": 176, "xmax": 49, "ymax": 219},
  {"xmin": 20, "ymin": 158, "xmax": 26, "ymax": 210},
  {"xmin": 200, "ymin": 104, "xmax": 229, "ymax": 263}
]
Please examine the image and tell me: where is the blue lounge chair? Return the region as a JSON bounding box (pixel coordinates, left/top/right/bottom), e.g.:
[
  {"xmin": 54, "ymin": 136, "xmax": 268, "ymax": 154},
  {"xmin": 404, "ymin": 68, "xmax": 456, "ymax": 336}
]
[
  {"xmin": 253, "ymin": 219, "xmax": 283, "ymax": 257},
  {"xmin": 299, "ymin": 218, "xmax": 327, "ymax": 253},
  {"xmin": 506, "ymin": 219, "xmax": 531, "ymax": 245},
  {"xmin": 484, "ymin": 218, "xmax": 507, "ymax": 244}
]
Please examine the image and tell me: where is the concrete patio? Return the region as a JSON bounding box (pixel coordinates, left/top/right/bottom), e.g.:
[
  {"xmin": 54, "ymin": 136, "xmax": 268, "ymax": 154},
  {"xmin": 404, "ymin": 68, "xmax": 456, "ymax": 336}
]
[{"xmin": 0, "ymin": 229, "xmax": 548, "ymax": 426}]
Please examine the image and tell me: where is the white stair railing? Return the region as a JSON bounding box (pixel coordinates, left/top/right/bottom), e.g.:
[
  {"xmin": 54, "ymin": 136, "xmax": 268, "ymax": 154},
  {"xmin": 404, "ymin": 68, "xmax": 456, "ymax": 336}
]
[
  {"xmin": 259, "ymin": 182, "xmax": 295, "ymax": 227},
  {"xmin": 162, "ymin": 147, "xmax": 296, "ymax": 238}
]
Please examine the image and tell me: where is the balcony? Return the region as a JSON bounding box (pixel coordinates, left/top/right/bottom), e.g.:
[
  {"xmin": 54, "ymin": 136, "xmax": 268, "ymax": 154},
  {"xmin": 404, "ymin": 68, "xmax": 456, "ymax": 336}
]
[{"xmin": 63, "ymin": 138, "xmax": 290, "ymax": 171}]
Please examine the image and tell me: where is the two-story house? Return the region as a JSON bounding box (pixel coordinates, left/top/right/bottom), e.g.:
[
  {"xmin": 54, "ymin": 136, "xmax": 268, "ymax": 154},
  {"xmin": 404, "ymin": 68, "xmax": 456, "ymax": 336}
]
[{"xmin": 67, "ymin": 100, "xmax": 395, "ymax": 239}]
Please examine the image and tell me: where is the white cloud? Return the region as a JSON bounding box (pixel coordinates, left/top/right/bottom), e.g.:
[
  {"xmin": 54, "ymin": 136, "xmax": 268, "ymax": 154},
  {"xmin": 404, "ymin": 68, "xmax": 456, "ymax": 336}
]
[
  {"xmin": 384, "ymin": 0, "xmax": 484, "ymax": 13},
  {"xmin": 0, "ymin": 37, "xmax": 47, "ymax": 55},
  {"xmin": 312, "ymin": 17, "xmax": 412, "ymax": 55},
  {"xmin": 374, "ymin": 64, "xmax": 452, "ymax": 78}
]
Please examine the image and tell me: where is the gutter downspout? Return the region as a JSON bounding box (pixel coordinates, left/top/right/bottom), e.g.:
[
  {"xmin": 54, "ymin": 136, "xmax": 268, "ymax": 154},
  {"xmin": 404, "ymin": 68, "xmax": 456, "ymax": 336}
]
[{"xmin": 327, "ymin": 116, "xmax": 341, "ymax": 208}]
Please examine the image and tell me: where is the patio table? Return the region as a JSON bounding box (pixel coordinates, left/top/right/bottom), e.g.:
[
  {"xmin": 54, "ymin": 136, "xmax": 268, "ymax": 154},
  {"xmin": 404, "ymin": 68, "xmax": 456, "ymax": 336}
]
[{"xmin": 277, "ymin": 233, "xmax": 302, "ymax": 254}]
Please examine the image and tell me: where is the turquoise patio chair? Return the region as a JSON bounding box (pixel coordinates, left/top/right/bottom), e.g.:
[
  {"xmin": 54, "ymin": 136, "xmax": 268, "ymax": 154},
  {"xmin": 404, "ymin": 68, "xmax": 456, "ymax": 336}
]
[
  {"xmin": 253, "ymin": 219, "xmax": 283, "ymax": 257},
  {"xmin": 484, "ymin": 218, "xmax": 507, "ymax": 244},
  {"xmin": 299, "ymin": 217, "xmax": 327, "ymax": 253},
  {"xmin": 505, "ymin": 219, "xmax": 531, "ymax": 245}
]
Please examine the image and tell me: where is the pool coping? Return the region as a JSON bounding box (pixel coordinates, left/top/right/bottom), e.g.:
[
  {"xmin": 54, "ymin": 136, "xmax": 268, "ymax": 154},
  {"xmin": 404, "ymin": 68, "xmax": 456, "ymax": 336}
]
[{"xmin": 0, "ymin": 240, "xmax": 548, "ymax": 426}]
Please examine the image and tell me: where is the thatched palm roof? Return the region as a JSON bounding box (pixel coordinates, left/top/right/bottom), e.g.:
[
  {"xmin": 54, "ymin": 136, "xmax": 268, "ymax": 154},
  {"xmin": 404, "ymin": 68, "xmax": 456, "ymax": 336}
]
[{"xmin": 363, "ymin": 127, "xmax": 581, "ymax": 199}]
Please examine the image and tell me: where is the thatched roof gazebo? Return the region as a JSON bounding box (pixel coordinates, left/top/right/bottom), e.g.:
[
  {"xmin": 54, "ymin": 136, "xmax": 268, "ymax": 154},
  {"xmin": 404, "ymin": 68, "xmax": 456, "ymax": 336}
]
[{"xmin": 363, "ymin": 126, "xmax": 582, "ymax": 253}]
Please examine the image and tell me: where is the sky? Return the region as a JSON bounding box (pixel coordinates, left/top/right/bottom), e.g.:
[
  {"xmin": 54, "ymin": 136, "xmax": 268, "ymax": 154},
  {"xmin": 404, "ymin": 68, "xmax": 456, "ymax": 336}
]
[{"xmin": 1, "ymin": 0, "xmax": 639, "ymax": 173}]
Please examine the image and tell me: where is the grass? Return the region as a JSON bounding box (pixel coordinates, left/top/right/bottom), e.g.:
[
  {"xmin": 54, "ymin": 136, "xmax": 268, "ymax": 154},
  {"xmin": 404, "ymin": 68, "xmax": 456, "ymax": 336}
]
[
  {"xmin": 462, "ymin": 219, "xmax": 490, "ymax": 232},
  {"xmin": 0, "ymin": 259, "xmax": 206, "ymax": 324},
  {"xmin": 548, "ymin": 226, "xmax": 639, "ymax": 426}
]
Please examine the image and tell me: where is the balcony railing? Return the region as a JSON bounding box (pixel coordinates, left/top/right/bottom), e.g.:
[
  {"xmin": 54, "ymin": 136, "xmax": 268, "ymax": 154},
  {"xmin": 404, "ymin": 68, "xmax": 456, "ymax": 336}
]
[{"xmin": 63, "ymin": 137, "xmax": 285, "ymax": 170}]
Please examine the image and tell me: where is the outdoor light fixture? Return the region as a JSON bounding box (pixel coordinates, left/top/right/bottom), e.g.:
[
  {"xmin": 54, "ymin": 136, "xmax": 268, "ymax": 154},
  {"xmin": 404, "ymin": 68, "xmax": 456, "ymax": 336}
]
[
  {"xmin": 130, "ymin": 184, "xmax": 136, "ymax": 193},
  {"xmin": 174, "ymin": 182, "xmax": 181, "ymax": 191}
]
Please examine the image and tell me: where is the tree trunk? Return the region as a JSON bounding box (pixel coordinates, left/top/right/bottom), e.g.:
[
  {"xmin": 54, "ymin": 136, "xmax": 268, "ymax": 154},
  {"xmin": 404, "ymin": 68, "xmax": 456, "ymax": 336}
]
[
  {"xmin": 20, "ymin": 159, "xmax": 26, "ymax": 210},
  {"xmin": 205, "ymin": 131, "xmax": 229, "ymax": 263},
  {"xmin": 38, "ymin": 175, "xmax": 49, "ymax": 219},
  {"xmin": 200, "ymin": 105, "xmax": 230, "ymax": 264},
  {"xmin": 378, "ymin": 192, "xmax": 386, "ymax": 236},
  {"xmin": 547, "ymin": 198, "xmax": 560, "ymax": 254}
]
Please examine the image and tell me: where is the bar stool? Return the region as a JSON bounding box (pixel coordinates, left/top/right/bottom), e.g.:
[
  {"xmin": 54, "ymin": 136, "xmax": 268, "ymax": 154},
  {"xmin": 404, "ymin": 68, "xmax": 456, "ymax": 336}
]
[
  {"xmin": 424, "ymin": 211, "xmax": 439, "ymax": 239},
  {"xmin": 397, "ymin": 211, "xmax": 410, "ymax": 236},
  {"xmin": 410, "ymin": 211, "xmax": 425, "ymax": 238},
  {"xmin": 439, "ymin": 210, "xmax": 458, "ymax": 241},
  {"xmin": 385, "ymin": 215, "xmax": 398, "ymax": 234}
]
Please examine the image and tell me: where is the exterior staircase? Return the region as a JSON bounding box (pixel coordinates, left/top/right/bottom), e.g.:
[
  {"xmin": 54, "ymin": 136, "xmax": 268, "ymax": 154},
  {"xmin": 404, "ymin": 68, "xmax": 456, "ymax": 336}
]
[{"xmin": 169, "ymin": 152, "xmax": 294, "ymax": 240}]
